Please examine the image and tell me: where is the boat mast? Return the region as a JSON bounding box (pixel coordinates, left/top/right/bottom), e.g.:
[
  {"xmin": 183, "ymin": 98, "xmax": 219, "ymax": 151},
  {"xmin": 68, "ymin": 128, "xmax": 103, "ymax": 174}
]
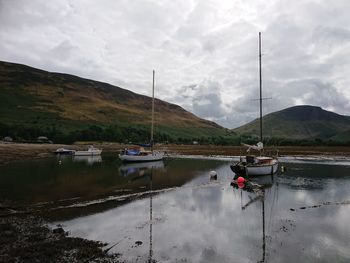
[
  {"xmin": 151, "ymin": 70, "xmax": 155, "ymax": 150},
  {"xmin": 259, "ymin": 32, "xmax": 263, "ymax": 143}
]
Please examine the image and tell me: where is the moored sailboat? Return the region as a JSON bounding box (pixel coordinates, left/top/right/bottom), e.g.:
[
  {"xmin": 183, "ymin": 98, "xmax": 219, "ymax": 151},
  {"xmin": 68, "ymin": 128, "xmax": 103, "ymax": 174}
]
[
  {"xmin": 231, "ymin": 32, "xmax": 279, "ymax": 177},
  {"xmin": 119, "ymin": 70, "xmax": 164, "ymax": 162}
]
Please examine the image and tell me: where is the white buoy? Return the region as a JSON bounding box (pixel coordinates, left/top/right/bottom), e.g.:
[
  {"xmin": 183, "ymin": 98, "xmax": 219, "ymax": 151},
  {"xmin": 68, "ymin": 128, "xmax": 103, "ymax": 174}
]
[{"xmin": 209, "ymin": 170, "xmax": 217, "ymax": 179}]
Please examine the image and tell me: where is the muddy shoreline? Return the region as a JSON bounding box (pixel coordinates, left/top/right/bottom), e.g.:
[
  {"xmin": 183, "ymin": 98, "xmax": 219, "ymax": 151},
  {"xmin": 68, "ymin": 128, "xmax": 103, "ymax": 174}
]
[
  {"xmin": 1, "ymin": 142, "xmax": 350, "ymax": 167},
  {"xmin": 0, "ymin": 213, "xmax": 119, "ymax": 262}
]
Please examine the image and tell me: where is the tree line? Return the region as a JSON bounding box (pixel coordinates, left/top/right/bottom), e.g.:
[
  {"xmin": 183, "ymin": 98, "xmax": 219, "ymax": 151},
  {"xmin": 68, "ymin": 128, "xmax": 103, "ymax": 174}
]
[{"xmin": 0, "ymin": 123, "xmax": 349, "ymax": 146}]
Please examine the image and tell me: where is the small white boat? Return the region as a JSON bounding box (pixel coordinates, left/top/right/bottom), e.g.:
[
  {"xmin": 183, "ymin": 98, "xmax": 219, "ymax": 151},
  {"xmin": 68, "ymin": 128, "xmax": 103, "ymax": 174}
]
[
  {"xmin": 119, "ymin": 148, "xmax": 164, "ymax": 162},
  {"xmin": 74, "ymin": 146, "xmax": 102, "ymax": 156},
  {"xmin": 54, "ymin": 148, "xmax": 75, "ymax": 155}
]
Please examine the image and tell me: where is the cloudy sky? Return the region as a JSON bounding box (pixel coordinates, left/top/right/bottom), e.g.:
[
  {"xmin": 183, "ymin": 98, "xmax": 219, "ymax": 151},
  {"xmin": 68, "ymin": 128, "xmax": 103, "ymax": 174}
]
[{"xmin": 1, "ymin": 0, "xmax": 350, "ymax": 128}]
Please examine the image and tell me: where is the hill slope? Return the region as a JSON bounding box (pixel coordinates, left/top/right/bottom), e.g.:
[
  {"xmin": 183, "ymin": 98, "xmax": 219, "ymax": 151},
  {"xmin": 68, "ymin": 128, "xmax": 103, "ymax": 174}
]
[
  {"xmin": 234, "ymin": 105, "xmax": 350, "ymax": 141},
  {"xmin": 0, "ymin": 61, "xmax": 235, "ymax": 143}
]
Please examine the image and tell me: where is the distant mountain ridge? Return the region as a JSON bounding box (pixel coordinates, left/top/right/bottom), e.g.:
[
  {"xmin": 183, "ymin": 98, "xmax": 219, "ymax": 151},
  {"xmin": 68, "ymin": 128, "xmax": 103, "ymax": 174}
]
[
  {"xmin": 1, "ymin": 61, "xmax": 349, "ymax": 144},
  {"xmin": 0, "ymin": 61, "xmax": 234, "ymax": 144},
  {"xmin": 234, "ymin": 105, "xmax": 350, "ymax": 141}
]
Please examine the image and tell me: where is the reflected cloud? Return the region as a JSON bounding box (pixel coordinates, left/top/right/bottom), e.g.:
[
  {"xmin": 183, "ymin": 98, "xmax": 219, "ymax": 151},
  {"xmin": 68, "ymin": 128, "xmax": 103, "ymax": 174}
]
[{"xmin": 55, "ymin": 162, "xmax": 350, "ymax": 262}]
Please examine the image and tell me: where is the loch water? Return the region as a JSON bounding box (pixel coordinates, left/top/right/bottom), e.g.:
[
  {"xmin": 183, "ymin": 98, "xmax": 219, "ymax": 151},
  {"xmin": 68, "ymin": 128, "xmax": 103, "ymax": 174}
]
[{"xmin": 0, "ymin": 155, "xmax": 350, "ymax": 262}]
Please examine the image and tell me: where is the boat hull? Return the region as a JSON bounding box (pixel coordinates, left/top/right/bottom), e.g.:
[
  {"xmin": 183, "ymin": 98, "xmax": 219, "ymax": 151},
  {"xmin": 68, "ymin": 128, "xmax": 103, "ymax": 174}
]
[
  {"xmin": 231, "ymin": 160, "xmax": 279, "ymax": 177},
  {"xmin": 119, "ymin": 152, "xmax": 164, "ymax": 162},
  {"xmin": 246, "ymin": 161, "xmax": 279, "ymax": 176}
]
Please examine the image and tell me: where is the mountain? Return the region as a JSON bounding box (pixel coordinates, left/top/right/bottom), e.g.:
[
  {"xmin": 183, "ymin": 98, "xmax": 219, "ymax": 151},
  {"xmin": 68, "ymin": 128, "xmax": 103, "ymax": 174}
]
[
  {"xmin": 234, "ymin": 105, "xmax": 350, "ymax": 141},
  {"xmin": 0, "ymin": 61, "xmax": 235, "ymax": 144}
]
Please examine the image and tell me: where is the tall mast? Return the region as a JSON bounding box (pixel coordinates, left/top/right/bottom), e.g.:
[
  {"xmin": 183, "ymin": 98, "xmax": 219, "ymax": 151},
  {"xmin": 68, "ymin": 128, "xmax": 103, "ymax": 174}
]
[
  {"xmin": 259, "ymin": 32, "xmax": 263, "ymax": 143},
  {"xmin": 151, "ymin": 70, "xmax": 155, "ymax": 148}
]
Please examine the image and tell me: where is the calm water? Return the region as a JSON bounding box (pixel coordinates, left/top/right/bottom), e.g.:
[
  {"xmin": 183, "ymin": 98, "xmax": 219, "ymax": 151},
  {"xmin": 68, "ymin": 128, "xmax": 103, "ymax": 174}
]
[{"xmin": 1, "ymin": 155, "xmax": 350, "ymax": 262}]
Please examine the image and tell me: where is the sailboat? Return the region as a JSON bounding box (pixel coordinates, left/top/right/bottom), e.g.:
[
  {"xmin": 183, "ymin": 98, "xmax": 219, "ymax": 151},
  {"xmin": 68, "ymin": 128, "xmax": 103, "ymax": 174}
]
[
  {"xmin": 230, "ymin": 32, "xmax": 279, "ymax": 177},
  {"xmin": 119, "ymin": 70, "xmax": 164, "ymax": 162}
]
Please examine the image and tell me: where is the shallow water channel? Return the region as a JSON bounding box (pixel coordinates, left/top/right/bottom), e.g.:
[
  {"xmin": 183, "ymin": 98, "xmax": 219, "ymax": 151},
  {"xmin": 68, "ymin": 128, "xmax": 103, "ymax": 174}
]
[{"xmin": 1, "ymin": 155, "xmax": 350, "ymax": 262}]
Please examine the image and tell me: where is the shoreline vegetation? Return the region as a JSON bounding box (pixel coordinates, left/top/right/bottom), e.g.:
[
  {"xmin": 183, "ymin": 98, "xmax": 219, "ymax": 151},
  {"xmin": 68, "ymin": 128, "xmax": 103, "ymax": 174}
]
[{"xmin": 1, "ymin": 142, "xmax": 350, "ymax": 262}]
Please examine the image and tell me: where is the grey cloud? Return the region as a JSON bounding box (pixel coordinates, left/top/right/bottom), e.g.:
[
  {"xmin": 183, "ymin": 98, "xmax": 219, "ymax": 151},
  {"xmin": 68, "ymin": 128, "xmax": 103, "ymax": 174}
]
[
  {"xmin": 1, "ymin": 0, "xmax": 350, "ymax": 128},
  {"xmin": 192, "ymin": 81, "xmax": 225, "ymax": 119}
]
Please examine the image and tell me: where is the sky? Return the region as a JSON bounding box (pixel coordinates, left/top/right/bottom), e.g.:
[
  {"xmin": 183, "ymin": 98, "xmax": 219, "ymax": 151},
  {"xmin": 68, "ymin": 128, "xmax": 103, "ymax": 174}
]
[{"xmin": 1, "ymin": 0, "xmax": 350, "ymax": 128}]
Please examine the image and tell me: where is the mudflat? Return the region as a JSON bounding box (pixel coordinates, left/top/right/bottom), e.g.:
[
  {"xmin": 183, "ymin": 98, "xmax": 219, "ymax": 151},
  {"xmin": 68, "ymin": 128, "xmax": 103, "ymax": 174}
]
[{"xmin": 1, "ymin": 142, "xmax": 350, "ymax": 166}]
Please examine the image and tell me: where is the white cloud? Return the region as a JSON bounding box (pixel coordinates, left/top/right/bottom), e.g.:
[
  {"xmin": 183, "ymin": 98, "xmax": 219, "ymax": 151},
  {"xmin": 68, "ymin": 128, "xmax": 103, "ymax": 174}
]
[{"xmin": 1, "ymin": 0, "xmax": 350, "ymax": 128}]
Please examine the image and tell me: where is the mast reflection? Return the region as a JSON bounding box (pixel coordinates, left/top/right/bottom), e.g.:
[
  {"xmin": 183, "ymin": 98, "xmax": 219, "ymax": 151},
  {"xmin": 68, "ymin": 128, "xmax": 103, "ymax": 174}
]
[
  {"xmin": 231, "ymin": 174, "xmax": 276, "ymax": 263},
  {"xmin": 119, "ymin": 161, "xmax": 164, "ymax": 262}
]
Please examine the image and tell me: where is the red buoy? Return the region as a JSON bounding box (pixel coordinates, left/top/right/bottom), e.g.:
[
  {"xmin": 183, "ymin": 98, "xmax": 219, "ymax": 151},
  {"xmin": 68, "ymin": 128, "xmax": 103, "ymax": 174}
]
[
  {"xmin": 237, "ymin": 176, "xmax": 245, "ymax": 183},
  {"xmin": 237, "ymin": 182, "xmax": 245, "ymax": 189}
]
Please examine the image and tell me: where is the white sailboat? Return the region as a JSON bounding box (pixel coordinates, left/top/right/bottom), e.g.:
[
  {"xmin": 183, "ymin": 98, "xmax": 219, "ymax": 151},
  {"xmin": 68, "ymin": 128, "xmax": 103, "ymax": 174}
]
[
  {"xmin": 231, "ymin": 32, "xmax": 279, "ymax": 177},
  {"xmin": 119, "ymin": 70, "xmax": 164, "ymax": 162}
]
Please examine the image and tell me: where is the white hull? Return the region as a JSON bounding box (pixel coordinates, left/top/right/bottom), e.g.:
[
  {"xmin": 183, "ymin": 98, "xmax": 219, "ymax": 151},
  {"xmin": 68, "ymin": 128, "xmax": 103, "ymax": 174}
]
[
  {"xmin": 74, "ymin": 149, "xmax": 102, "ymax": 156},
  {"xmin": 119, "ymin": 152, "xmax": 164, "ymax": 162},
  {"xmin": 246, "ymin": 161, "xmax": 279, "ymax": 176}
]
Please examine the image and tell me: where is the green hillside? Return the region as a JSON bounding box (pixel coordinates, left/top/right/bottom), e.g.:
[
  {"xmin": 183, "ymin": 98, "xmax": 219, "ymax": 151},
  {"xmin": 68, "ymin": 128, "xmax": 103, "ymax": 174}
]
[
  {"xmin": 0, "ymin": 61, "xmax": 237, "ymax": 144},
  {"xmin": 234, "ymin": 105, "xmax": 350, "ymax": 143}
]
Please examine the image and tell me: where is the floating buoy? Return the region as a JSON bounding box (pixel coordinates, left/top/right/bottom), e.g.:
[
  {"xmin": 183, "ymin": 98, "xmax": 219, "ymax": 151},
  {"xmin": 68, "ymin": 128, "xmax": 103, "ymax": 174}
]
[
  {"xmin": 209, "ymin": 170, "xmax": 217, "ymax": 179},
  {"xmin": 209, "ymin": 171, "xmax": 217, "ymax": 180},
  {"xmin": 281, "ymin": 166, "xmax": 286, "ymax": 173},
  {"xmin": 237, "ymin": 176, "xmax": 245, "ymax": 183}
]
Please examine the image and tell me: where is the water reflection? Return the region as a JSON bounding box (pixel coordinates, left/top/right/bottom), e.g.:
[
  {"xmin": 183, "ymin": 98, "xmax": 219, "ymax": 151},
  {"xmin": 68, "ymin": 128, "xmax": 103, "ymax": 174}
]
[
  {"xmin": 73, "ymin": 155, "xmax": 102, "ymax": 165},
  {"xmin": 119, "ymin": 161, "xmax": 164, "ymax": 177},
  {"xmin": 231, "ymin": 175, "xmax": 276, "ymax": 263},
  {"xmin": 1, "ymin": 157, "xmax": 350, "ymax": 262},
  {"xmin": 117, "ymin": 161, "xmax": 164, "ymax": 262}
]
